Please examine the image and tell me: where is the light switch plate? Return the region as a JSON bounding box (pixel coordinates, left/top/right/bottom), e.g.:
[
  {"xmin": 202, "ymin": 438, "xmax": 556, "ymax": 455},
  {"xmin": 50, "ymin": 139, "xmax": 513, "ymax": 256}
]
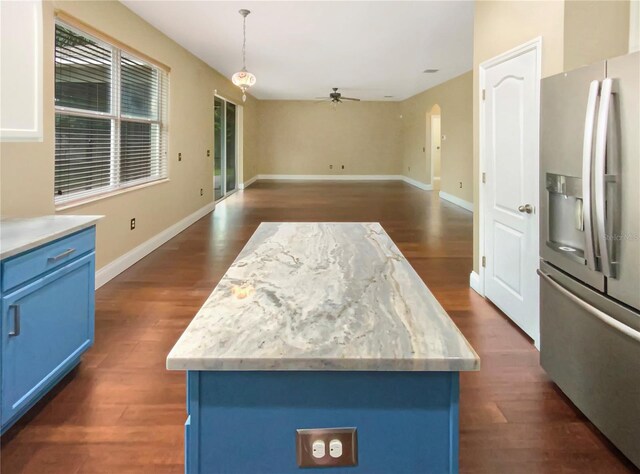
[{"xmin": 296, "ymin": 427, "xmax": 357, "ymax": 468}]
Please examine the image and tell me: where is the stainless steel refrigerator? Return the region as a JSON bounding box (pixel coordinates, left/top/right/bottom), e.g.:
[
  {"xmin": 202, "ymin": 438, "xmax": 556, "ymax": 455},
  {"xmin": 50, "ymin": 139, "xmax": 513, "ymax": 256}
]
[{"xmin": 539, "ymin": 51, "xmax": 640, "ymax": 468}]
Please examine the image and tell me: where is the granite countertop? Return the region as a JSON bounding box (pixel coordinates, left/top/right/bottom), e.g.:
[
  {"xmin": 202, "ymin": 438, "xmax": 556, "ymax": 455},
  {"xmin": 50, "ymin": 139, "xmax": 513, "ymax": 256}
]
[
  {"xmin": 167, "ymin": 222, "xmax": 479, "ymax": 372},
  {"xmin": 0, "ymin": 215, "xmax": 103, "ymax": 260}
]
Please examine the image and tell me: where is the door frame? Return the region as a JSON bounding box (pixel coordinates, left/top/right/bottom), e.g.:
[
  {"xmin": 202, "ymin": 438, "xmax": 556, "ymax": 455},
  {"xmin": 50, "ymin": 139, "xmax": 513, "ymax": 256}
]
[
  {"xmin": 429, "ymin": 113, "xmax": 441, "ymax": 189},
  {"xmin": 213, "ymin": 91, "xmax": 244, "ymax": 201},
  {"xmin": 477, "ymin": 37, "xmax": 542, "ymax": 345}
]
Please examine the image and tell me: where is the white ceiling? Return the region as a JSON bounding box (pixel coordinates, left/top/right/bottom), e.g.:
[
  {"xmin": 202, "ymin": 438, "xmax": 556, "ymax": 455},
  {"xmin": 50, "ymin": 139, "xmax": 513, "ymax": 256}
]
[{"xmin": 121, "ymin": 1, "xmax": 474, "ymax": 101}]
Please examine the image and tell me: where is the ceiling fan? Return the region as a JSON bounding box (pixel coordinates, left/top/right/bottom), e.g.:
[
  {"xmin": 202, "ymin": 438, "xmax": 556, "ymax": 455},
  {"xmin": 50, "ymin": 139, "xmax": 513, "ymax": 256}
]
[{"xmin": 316, "ymin": 88, "xmax": 361, "ymax": 104}]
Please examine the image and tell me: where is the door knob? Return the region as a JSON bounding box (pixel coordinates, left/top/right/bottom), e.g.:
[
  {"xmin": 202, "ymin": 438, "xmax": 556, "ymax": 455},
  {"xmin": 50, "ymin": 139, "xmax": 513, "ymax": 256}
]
[{"xmin": 518, "ymin": 204, "xmax": 533, "ymax": 214}]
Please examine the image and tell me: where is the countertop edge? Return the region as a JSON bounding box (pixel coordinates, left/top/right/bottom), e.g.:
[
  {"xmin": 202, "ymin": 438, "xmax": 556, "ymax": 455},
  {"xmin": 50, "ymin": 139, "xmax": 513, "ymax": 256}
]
[
  {"xmin": 166, "ymin": 357, "xmax": 481, "ymax": 372},
  {"xmin": 0, "ymin": 215, "xmax": 104, "ymax": 260}
]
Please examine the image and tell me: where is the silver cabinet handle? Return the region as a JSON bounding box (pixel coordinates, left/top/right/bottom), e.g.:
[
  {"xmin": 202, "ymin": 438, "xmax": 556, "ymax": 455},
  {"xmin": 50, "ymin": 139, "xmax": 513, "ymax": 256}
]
[
  {"xmin": 582, "ymin": 80, "xmax": 600, "ymax": 271},
  {"xmin": 518, "ymin": 204, "xmax": 533, "ymax": 214},
  {"xmin": 593, "ymin": 78, "xmax": 616, "ymax": 278},
  {"xmin": 538, "ymin": 269, "xmax": 640, "ymax": 343},
  {"xmin": 47, "ymin": 248, "xmax": 76, "ymax": 263},
  {"xmin": 8, "ymin": 304, "xmax": 20, "ymax": 337}
]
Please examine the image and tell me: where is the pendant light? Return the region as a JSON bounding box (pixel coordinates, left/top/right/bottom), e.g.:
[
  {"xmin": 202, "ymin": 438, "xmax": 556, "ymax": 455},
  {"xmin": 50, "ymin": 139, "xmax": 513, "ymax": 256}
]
[{"xmin": 231, "ymin": 9, "xmax": 256, "ymax": 102}]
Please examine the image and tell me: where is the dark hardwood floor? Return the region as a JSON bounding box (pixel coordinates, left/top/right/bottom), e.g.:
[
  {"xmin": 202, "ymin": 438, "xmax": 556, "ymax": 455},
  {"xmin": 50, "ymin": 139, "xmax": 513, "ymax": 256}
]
[{"xmin": 1, "ymin": 182, "xmax": 636, "ymax": 473}]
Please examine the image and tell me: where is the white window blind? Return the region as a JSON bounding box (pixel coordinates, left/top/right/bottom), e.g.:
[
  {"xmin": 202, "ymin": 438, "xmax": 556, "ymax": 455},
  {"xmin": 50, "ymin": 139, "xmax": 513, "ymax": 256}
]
[{"xmin": 54, "ymin": 21, "xmax": 168, "ymax": 205}]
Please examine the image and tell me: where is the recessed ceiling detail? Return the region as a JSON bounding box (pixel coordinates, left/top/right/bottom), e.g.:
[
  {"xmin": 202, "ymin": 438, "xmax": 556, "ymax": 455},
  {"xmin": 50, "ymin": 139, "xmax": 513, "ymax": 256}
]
[{"xmin": 121, "ymin": 1, "xmax": 474, "ymax": 101}]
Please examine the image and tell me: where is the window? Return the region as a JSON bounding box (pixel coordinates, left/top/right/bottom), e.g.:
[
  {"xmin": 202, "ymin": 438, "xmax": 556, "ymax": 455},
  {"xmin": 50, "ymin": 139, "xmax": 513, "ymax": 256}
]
[{"xmin": 54, "ymin": 21, "xmax": 168, "ymax": 205}]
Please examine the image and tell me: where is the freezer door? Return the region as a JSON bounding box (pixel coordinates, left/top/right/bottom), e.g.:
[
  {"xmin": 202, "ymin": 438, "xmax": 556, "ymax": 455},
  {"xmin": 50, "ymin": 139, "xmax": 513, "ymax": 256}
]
[
  {"xmin": 539, "ymin": 62, "xmax": 605, "ymax": 291},
  {"xmin": 539, "ymin": 260, "xmax": 640, "ymax": 468},
  {"xmin": 605, "ymin": 52, "xmax": 640, "ymax": 311}
]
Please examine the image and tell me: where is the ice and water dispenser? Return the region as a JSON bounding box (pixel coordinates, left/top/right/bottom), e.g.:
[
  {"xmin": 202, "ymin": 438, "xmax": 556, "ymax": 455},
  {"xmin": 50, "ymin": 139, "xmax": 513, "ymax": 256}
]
[{"xmin": 545, "ymin": 173, "xmax": 587, "ymax": 264}]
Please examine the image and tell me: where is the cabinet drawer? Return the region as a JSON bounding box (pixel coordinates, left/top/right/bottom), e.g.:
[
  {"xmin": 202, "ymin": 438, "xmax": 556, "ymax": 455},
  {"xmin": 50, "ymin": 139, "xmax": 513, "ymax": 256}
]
[{"xmin": 2, "ymin": 227, "xmax": 95, "ymax": 292}]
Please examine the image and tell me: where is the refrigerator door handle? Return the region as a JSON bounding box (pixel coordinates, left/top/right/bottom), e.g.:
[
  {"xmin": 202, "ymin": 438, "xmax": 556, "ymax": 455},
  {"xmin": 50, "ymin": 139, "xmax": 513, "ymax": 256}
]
[
  {"xmin": 538, "ymin": 269, "xmax": 640, "ymax": 343},
  {"xmin": 582, "ymin": 80, "xmax": 600, "ymax": 271},
  {"xmin": 594, "ymin": 78, "xmax": 617, "ymax": 278}
]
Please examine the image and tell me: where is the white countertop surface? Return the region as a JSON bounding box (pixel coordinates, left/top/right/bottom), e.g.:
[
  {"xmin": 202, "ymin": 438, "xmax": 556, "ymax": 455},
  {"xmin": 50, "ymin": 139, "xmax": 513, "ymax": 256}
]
[
  {"xmin": 0, "ymin": 215, "xmax": 103, "ymax": 260},
  {"xmin": 167, "ymin": 222, "xmax": 480, "ymax": 372}
]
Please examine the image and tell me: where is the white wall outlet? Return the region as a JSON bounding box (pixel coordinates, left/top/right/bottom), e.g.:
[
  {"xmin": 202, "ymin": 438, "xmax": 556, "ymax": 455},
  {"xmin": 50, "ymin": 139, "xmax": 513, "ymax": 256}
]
[
  {"xmin": 329, "ymin": 439, "xmax": 342, "ymax": 458},
  {"xmin": 312, "ymin": 440, "xmax": 325, "ymax": 459},
  {"xmin": 296, "ymin": 428, "xmax": 357, "ymax": 467}
]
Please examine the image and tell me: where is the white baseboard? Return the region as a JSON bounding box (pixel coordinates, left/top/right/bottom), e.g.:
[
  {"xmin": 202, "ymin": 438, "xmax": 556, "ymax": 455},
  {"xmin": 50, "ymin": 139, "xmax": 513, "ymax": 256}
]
[
  {"xmin": 401, "ymin": 176, "xmax": 433, "ymax": 191},
  {"xmin": 95, "ymin": 202, "xmax": 216, "ymax": 289},
  {"xmin": 469, "ymin": 271, "xmax": 483, "ymax": 296},
  {"xmin": 439, "ymin": 191, "xmax": 473, "ymax": 212},
  {"xmin": 248, "ymin": 174, "xmax": 433, "ymax": 191},
  {"xmin": 256, "ymin": 174, "xmax": 405, "ymax": 181},
  {"xmin": 239, "ymin": 175, "xmax": 258, "ymax": 190}
]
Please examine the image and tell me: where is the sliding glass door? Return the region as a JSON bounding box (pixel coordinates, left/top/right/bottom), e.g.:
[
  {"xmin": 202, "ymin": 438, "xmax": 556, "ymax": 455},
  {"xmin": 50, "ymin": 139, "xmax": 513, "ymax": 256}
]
[
  {"xmin": 225, "ymin": 102, "xmax": 237, "ymax": 193},
  {"xmin": 214, "ymin": 96, "xmax": 237, "ymax": 200}
]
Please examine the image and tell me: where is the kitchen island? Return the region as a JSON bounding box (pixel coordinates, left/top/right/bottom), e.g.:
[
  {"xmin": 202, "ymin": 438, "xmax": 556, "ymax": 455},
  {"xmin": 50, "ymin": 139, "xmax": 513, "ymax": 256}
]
[
  {"xmin": 1, "ymin": 215, "xmax": 102, "ymax": 433},
  {"xmin": 167, "ymin": 222, "xmax": 479, "ymax": 473}
]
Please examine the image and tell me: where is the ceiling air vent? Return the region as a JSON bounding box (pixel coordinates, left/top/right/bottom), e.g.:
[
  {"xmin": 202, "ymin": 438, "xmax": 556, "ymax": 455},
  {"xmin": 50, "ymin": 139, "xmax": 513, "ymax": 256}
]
[{"xmin": 423, "ymin": 69, "xmax": 439, "ymax": 74}]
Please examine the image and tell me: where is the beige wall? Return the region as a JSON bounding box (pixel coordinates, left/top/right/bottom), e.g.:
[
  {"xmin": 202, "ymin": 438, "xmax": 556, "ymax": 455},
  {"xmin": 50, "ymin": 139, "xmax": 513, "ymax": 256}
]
[
  {"xmin": 400, "ymin": 71, "xmax": 473, "ymax": 203},
  {"xmin": 564, "ymin": 0, "xmax": 630, "ymax": 71},
  {"xmin": 6, "ymin": 0, "xmax": 630, "ymax": 276},
  {"xmin": 257, "ymin": 101, "xmax": 402, "ymax": 176},
  {"xmin": 472, "ymin": 0, "xmax": 630, "ymax": 273},
  {"xmin": 0, "ymin": 0, "xmax": 258, "ymax": 269}
]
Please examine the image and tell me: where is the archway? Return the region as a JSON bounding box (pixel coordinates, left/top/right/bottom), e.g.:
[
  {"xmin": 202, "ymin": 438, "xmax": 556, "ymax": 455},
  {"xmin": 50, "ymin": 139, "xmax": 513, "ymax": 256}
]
[{"xmin": 429, "ymin": 104, "xmax": 441, "ymax": 191}]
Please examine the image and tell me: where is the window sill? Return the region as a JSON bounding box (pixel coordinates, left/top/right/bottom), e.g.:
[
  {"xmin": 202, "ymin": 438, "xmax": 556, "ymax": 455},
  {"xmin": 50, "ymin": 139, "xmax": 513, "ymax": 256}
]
[{"xmin": 55, "ymin": 178, "xmax": 170, "ymax": 211}]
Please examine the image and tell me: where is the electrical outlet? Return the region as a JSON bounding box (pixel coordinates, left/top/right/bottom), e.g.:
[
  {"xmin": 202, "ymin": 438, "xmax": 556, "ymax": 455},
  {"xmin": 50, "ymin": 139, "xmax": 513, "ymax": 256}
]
[
  {"xmin": 206, "ymin": 149, "xmax": 211, "ymax": 157},
  {"xmin": 423, "ymin": 146, "xmax": 426, "ymax": 152},
  {"xmin": 178, "ymin": 152, "xmax": 182, "ymax": 162},
  {"xmin": 312, "ymin": 440, "xmax": 325, "ymax": 459},
  {"xmin": 130, "ymin": 218, "xmax": 136, "ymax": 230},
  {"xmin": 296, "ymin": 428, "xmax": 357, "ymax": 468},
  {"xmin": 459, "ymin": 181, "xmax": 463, "ymax": 188},
  {"xmin": 200, "ymin": 188, "xmax": 203, "ymax": 196},
  {"xmin": 329, "ymin": 164, "xmax": 333, "ymax": 169},
  {"xmin": 341, "ymin": 165, "xmax": 345, "ymax": 170}
]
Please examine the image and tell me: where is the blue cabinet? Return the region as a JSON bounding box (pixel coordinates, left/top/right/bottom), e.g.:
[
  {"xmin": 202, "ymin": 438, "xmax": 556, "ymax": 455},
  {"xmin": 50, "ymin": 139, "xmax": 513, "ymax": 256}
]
[
  {"xmin": 185, "ymin": 370, "xmax": 460, "ymax": 474},
  {"xmin": 1, "ymin": 227, "xmax": 96, "ymax": 433}
]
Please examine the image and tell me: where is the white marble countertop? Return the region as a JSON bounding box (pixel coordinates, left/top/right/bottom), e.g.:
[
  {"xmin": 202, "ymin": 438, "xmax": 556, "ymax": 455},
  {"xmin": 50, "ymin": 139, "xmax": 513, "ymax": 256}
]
[
  {"xmin": 0, "ymin": 215, "xmax": 103, "ymax": 260},
  {"xmin": 167, "ymin": 222, "xmax": 480, "ymax": 372}
]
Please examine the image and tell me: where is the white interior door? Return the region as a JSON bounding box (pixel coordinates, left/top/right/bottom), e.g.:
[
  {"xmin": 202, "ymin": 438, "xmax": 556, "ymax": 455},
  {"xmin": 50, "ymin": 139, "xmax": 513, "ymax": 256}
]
[{"xmin": 482, "ymin": 42, "xmax": 540, "ymax": 345}]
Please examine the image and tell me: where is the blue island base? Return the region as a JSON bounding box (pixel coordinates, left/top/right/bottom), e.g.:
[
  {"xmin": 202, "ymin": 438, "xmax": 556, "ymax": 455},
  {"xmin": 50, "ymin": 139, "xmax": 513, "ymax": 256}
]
[{"xmin": 185, "ymin": 371, "xmax": 459, "ymax": 474}]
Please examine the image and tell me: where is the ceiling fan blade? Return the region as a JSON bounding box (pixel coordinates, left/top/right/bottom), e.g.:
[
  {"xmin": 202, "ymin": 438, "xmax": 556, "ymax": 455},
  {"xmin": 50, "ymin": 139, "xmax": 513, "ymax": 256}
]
[{"xmin": 341, "ymin": 97, "xmax": 361, "ymax": 101}]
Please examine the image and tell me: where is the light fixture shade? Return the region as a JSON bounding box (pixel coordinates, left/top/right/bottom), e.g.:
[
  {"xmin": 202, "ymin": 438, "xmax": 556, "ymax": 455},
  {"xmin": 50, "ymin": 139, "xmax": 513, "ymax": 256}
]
[
  {"xmin": 232, "ymin": 9, "xmax": 256, "ymax": 102},
  {"xmin": 232, "ymin": 70, "xmax": 257, "ymax": 89}
]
